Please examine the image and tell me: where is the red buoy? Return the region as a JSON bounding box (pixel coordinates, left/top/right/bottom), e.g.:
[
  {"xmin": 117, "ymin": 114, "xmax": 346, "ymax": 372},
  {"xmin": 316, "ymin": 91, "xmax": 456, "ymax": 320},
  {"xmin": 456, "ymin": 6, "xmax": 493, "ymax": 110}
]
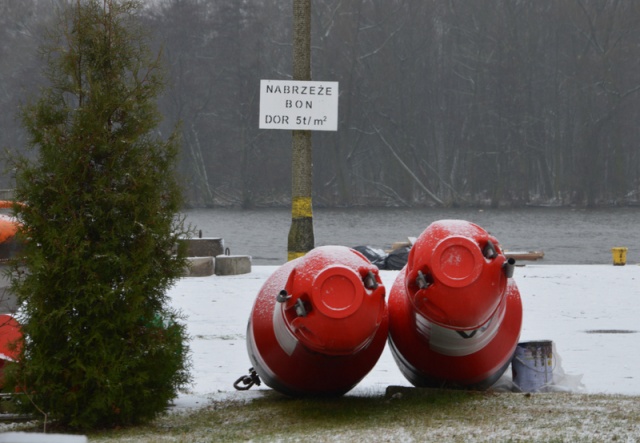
[
  {"xmin": 246, "ymin": 246, "xmax": 388, "ymax": 396},
  {"xmin": 0, "ymin": 314, "xmax": 22, "ymax": 387},
  {"xmin": 388, "ymin": 220, "xmax": 522, "ymax": 389}
]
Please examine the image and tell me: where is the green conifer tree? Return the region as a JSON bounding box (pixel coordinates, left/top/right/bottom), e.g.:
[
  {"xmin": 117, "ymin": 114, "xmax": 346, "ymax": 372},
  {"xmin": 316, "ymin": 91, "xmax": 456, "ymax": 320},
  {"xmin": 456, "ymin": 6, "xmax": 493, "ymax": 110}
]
[{"xmin": 7, "ymin": 0, "xmax": 191, "ymax": 429}]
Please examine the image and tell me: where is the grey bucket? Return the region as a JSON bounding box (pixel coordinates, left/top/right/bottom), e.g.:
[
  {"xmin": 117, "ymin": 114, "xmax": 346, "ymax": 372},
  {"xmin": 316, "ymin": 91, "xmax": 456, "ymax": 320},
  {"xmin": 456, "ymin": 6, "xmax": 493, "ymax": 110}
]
[{"xmin": 511, "ymin": 340, "xmax": 554, "ymax": 392}]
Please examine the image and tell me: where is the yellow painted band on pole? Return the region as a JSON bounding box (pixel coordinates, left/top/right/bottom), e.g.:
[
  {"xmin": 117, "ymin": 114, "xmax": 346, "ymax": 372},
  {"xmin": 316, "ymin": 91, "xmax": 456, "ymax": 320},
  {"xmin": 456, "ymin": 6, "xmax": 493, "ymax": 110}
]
[
  {"xmin": 288, "ymin": 251, "xmax": 307, "ymax": 261},
  {"xmin": 292, "ymin": 197, "xmax": 313, "ymax": 218}
]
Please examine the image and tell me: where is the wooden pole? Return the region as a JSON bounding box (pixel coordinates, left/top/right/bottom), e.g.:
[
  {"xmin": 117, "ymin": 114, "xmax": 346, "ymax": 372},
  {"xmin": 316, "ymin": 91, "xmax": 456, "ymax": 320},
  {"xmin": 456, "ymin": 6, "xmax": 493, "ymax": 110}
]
[{"xmin": 287, "ymin": 0, "xmax": 314, "ymax": 261}]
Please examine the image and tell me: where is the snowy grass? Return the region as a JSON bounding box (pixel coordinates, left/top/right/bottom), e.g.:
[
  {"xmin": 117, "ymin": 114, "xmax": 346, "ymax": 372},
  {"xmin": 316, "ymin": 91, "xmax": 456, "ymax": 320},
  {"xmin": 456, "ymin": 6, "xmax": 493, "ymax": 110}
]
[
  {"xmin": 7, "ymin": 390, "xmax": 638, "ymax": 442},
  {"xmin": 3, "ymin": 264, "xmax": 640, "ymax": 441}
]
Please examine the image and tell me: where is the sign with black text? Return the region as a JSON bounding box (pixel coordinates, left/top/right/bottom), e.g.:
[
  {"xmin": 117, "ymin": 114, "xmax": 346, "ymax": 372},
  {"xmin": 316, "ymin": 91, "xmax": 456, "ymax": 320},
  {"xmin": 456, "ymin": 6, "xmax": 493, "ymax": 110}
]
[{"xmin": 259, "ymin": 80, "xmax": 339, "ymax": 131}]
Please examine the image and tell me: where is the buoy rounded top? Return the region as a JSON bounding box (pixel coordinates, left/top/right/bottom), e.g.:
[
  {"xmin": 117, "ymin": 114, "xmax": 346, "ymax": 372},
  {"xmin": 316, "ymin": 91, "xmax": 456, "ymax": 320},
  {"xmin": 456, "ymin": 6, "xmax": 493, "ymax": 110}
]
[
  {"xmin": 431, "ymin": 236, "xmax": 484, "ymax": 288},
  {"xmin": 311, "ymin": 265, "xmax": 365, "ymax": 319}
]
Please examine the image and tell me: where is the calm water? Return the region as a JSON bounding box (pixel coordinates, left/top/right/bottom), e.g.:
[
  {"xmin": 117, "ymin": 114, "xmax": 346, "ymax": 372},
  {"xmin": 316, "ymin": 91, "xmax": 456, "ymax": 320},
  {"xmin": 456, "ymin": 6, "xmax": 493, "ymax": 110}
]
[{"xmin": 183, "ymin": 207, "xmax": 640, "ymax": 265}]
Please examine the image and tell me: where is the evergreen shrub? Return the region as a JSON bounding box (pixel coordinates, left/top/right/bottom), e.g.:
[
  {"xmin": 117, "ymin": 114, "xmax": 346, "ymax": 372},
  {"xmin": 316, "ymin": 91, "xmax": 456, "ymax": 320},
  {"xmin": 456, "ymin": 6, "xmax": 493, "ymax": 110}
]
[{"xmin": 6, "ymin": 0, "xmax": 191, "ymax": 429}]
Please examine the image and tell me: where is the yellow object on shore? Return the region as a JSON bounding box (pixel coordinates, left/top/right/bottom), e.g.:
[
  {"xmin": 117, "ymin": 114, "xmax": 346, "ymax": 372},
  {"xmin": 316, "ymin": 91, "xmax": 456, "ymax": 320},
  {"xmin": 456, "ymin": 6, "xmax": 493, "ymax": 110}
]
[{"xmin": 611, "ymin": 247, "xmax": 628, "ymax": 266}]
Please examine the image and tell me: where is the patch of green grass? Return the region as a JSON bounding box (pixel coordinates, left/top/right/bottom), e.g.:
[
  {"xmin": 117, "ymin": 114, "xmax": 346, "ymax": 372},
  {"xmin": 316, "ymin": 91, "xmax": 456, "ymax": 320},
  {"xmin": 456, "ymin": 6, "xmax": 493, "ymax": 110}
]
[
  {"xmin": 249, "ymin": 388, "xmax": 475, "ymax": 433},
  {"xmin": 8, "ymin": 391, "xmax": 640, "ymax": 442},
  {"xmin": 88, "ymin": 388, "xmax": 489, "ymax": 442}
]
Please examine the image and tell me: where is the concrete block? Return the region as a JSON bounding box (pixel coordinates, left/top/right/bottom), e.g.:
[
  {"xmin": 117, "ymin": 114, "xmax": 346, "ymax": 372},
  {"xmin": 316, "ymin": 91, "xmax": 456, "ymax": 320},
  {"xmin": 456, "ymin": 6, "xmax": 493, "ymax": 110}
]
[
  {"xmin": 215, "ymin": 255, "xmax": 251, "ymax": 276},
  {"xmin": 0, "ymin": 189, "xmax": 15, "ymax": 201},
  {"xmin": 0, "ymin": 267, "xmax": 16, "ymax": 313},
  {"xmin": 0, "ymin": 288, "xmax": 17, "ymax": 314},
  {"xmin": 183, "ymin": 257, "xmax": 215, "ymax": 277},
  {"xmin": 179, "ymin": 238, "xmax": 224, "ymax": 258}
]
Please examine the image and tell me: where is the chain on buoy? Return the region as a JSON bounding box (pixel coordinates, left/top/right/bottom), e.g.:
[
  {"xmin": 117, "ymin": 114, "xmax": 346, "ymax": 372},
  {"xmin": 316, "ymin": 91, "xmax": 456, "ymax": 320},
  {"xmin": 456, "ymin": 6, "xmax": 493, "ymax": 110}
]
[{"xmin": 233, "ymin": 368, "xmax": 261, "ymax": 391}]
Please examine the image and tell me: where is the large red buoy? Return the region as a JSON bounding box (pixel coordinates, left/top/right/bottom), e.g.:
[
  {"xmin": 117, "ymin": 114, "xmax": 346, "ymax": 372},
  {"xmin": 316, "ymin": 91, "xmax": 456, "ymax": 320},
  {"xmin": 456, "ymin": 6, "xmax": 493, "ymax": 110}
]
[
  {"xmin": 388, "ymin": 220, "xmax": 522, "ymax": 389},
  {"xmin": 0, "ymin": 314, "xmax": 22, "ymax": 387},
  {"xmin": 245, "ymin": 245, "xmax": 388, "ymax": 396}
]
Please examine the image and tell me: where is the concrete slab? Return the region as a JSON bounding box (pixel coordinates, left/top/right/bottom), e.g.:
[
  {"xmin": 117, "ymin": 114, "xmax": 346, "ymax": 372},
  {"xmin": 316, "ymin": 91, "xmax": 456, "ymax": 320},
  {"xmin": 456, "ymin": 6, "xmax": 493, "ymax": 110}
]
[
  {"xmin": 0, "ymin": 267, "xmax": 16, "ymax": 314},
  {"xmin": 183, "ymin": 257, "xmax": 215, "ymax": 277},
  {"xmin": 214, "ymin": 255, "xmax": 251, "ymax": 276},
  {"xmin": 179, "ymin": 238, "xmax": 224, "ymax": 258}
]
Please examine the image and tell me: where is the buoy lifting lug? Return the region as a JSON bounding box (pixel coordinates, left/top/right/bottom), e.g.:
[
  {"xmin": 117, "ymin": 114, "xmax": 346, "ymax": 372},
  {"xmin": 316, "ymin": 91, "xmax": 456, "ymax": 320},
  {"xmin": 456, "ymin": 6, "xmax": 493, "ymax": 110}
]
[
  {"xmin": 416, "ymin": 271, "xmax": 431, "ymax": 289},
  {"xmin": 483, "ymin": 240, "xmax": 498, "ymax": 259},
  {"xmin": 295, "ymin": 299, "xmax": 308, "ymax": 317},
  {"xmin": 364, "ymin": 271, "xmax": 378, "ymax": 290}
]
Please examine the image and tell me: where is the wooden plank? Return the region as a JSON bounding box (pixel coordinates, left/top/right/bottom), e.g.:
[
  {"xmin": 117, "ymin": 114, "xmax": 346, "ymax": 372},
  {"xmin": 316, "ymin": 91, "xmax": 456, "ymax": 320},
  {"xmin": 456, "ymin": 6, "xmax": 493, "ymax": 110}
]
[{"xmin": 504, "ymin": 251, "xmax": 545, "ymax": 261}]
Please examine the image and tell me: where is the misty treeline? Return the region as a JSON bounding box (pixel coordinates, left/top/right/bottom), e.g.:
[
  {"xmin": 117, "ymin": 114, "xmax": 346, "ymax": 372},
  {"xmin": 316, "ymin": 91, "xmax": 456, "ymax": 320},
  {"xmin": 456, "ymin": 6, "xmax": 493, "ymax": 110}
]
[{"xmin": 2, "ymin": 0, "xmax": 640, "ymax": 208}]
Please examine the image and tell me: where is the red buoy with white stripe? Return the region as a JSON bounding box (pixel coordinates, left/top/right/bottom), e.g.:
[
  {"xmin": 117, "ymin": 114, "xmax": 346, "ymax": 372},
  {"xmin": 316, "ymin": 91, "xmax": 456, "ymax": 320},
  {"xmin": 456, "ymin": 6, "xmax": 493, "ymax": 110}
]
[
  {"xmin": 246, "ymin": 245, "xmax": 388, "ymax": 396},
  {"xmin": 0, "ymin": 314, "xmax": 22, "ymax": 387},
  {"xmin": 388, "ymin": 220, "xmax": 522, "ymax": 389}
]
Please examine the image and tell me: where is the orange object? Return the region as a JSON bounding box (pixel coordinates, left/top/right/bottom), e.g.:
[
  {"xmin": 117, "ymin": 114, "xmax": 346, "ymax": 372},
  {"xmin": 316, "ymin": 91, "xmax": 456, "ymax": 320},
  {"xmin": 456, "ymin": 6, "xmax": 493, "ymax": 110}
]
[
  {"xmin": 0, "ymin": 200, "xmax": 21, "ymax": 247},
  {"xmin": 0, "ymin": 215, "xmax": 19, "ymax": 244}
]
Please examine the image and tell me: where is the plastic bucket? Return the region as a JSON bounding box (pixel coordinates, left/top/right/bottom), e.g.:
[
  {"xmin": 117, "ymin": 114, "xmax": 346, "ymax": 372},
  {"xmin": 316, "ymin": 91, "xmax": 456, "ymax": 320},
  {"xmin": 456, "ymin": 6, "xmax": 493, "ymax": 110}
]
[
  {"xmin": 611, "ymin": 247, "xmax": 628, "ymax": 266},
  {"xmin": 511, "ymin": 340, "xmax": 553, "ymax": 392}
]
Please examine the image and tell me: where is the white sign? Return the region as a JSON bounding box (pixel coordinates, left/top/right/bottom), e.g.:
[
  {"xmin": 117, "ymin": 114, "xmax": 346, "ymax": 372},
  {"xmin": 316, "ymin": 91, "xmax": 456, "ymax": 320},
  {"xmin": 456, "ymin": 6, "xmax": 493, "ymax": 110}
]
[{"xmin": 259, "ymin": 79, "xmax": 339, "ymax": 131}]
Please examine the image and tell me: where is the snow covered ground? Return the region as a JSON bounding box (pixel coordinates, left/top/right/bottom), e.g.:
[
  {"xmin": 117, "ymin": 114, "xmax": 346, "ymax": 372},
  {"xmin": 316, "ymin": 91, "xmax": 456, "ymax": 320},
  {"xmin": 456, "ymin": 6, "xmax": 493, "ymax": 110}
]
[{"xmin": 168, "ymin": 263, "xmax": 640, "ymax": 410}]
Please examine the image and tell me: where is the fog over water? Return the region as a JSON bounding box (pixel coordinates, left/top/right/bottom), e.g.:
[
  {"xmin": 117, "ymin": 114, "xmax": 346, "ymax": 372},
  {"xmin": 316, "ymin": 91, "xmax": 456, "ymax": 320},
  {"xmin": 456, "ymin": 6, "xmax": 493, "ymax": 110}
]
[{"xmin": 184, "ymin": 207, "xmax": 640, "ymax": 265}]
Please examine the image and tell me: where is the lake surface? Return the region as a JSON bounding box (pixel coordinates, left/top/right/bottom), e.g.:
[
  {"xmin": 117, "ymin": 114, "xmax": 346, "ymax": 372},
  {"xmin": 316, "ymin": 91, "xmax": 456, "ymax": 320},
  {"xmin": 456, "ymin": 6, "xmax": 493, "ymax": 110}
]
[{"xmin": 183, "ymin": 207, "xmax": 640, "ymax": 265}]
